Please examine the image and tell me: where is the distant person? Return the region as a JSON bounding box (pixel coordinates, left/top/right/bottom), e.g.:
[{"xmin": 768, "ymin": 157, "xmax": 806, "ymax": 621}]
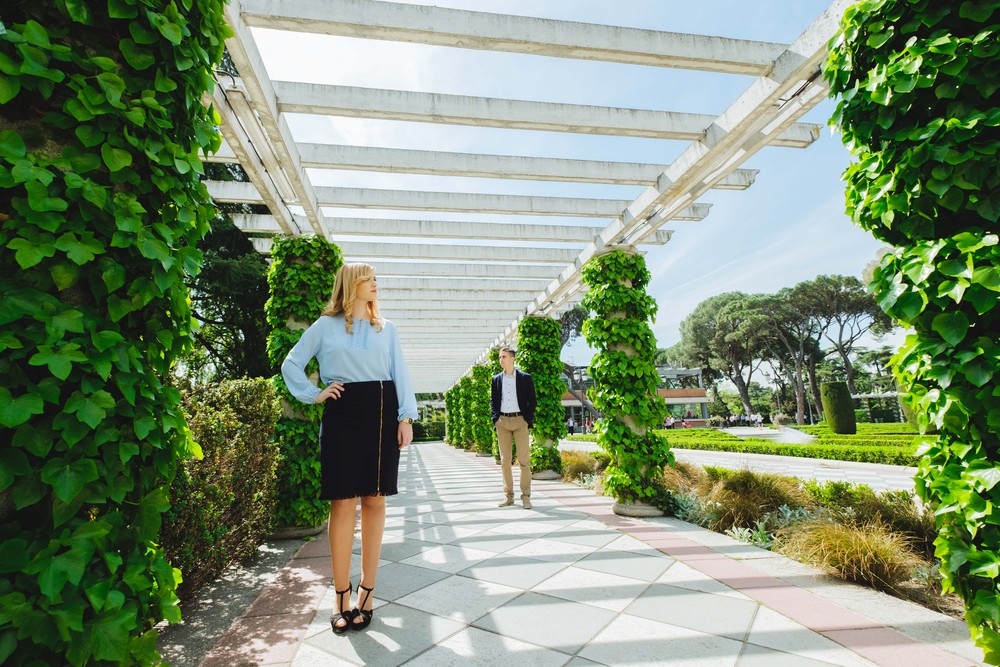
[
  {"xmin": 490, "ymin": 347, "xmax": 537, "ymax": 509},
  {"xmin": 567, "ymin": 417, "xmax": 576, "ymax": 435}
]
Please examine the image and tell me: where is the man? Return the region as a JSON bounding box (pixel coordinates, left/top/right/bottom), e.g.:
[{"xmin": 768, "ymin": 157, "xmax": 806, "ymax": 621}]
[{"xmin": 490, "ymin": 347, "xmax": 537, "ymax": 509}]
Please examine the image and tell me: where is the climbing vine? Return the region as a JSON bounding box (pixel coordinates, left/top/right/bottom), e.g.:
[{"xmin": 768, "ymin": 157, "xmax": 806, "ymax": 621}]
[
  {"xmin": 470, "ymin": 364, "xmax": 494, "ymax": 455},
  {"xmin": 0, "ymin": 1, "xmax": 229, "ymax": 664},
  {"xmin": 455, "ymin": 375, "xmax": 474, "ymax": 449},
  {"xmin": 488, "ymin": 347, "xmax": 502, "ymax": 460},
  {"xmin": 825, "ymin": 1, "xmax": 1000, "ymax": 660},
  {"xmin": 264, "ymin": 235, "xmax": 343, "ymax": 528},
  {"xmin": 581, "ymin": 249, "xmax": 672, "ymax": 505},
  {"xmin": 517, "ymin": 317, "xmax": 565, "ymax": 473},
  {"xmin": 443, "ymin": 386, "xmax": 457, "ymax": 446}
]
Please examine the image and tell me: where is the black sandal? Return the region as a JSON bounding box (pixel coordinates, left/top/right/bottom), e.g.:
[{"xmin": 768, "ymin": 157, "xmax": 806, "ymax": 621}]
[
  {"xmin": 331, "ymin": 584, "xmax": 355, "ymax": 634},
  {"xmin": 352, "ymin": 583, "xmax": 375, "ymax": 630}
]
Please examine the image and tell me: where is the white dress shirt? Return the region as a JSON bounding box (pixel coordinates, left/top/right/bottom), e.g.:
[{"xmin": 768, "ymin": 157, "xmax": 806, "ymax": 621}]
[{"xmin": 500, "ymin": 371, "xmax": 520, "ymax": 413}]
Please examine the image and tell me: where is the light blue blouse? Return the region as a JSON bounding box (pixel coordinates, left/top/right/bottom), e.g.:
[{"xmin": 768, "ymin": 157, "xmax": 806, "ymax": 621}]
[{"xmin": 281, "ymin": 315, "xmax": 419, "ymax": 421}]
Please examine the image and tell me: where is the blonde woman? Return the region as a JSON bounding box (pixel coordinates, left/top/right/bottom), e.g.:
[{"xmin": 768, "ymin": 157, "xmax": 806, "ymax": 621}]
[{"xmin": 281, "ymin": 263, "xmax": 417, "ymax": 634}]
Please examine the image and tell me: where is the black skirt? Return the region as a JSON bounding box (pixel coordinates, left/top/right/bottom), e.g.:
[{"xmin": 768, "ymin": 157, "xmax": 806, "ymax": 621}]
[{"xmin": 319, "ymin": 380, "xmax": 401, "ymax": 500}]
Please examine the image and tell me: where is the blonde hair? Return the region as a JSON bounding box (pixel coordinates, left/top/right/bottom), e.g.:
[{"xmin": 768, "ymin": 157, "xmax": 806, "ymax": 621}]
[{"xmin": 321, "ymin": 263, "xmax": 383, "ymax": 333}]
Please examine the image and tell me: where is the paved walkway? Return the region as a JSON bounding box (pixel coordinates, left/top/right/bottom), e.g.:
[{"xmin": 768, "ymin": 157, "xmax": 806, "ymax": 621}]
[{"xmin": 192, "ymin": 441, "xmax": 981, "ymax": 666}]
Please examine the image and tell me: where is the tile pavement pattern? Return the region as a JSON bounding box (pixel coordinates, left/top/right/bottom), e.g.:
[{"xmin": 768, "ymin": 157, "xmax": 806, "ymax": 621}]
[{"xmin": 198, "ymin": 441, "xmax": 982, "ymax": 667}]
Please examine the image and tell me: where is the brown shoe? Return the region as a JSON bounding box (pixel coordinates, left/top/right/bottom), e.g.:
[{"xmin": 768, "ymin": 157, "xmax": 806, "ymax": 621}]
[
  {"xmin": 498, "ymin": 498, "xmax": 514, "ymax": 507},
  {"xmin": 522, "ymin": 498, "xmax": 532, "ymax": 510}
]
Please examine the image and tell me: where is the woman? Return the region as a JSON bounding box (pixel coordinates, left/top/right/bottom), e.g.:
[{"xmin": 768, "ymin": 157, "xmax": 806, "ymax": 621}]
[{"xmin": 281, "ymin": 263, "xmax": 417, "ymax": 634}]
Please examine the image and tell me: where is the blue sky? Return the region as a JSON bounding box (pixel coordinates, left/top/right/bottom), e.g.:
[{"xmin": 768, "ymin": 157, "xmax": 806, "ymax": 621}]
[{"xmin": 250, "ymin": 1, "xmax": 899, "ymax": 366}]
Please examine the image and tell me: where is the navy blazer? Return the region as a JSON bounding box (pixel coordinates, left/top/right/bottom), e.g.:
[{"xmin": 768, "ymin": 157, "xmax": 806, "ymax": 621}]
[{"xmin": 490, "ymin": 369, "xmax": 537, "ymax": 427}]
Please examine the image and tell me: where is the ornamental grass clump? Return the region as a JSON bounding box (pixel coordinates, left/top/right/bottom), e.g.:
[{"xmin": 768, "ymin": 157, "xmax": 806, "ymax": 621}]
[
  {"xmin": 776, "ymin": 520, "xmax": 923, "ymax": 593},
  {"xmin": 707, "ymin": 469, "xmax": 811, "ymax": 532},
  {"xmin": 560, "ymin": 449, "xmax": 598, "ymax": 482}
]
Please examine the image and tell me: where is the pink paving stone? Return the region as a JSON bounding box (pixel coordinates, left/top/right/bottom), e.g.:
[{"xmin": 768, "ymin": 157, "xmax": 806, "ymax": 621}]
[
  {"xmin": 244, "ymin": 559, "xmax": 329, "ymax": 618},
  {"xmin": 294, "ymin": 536, "xmax": 331, "ymax": 559},
  {"xmin": 199, "ymin": 611, "xmax": 314, "ymax": 667},
  {"xmin": 822, "ymin": 627, "xmax": 973, "ymax": 667}
]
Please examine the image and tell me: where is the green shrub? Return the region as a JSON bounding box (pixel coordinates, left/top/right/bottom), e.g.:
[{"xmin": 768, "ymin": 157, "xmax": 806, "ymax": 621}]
[
  {"xmin": 592, "ymin": 450, "xmax": 612, "ymax": 472},
  {"xmin": 162, "ymin": 379, "xmax": 281, "ymax": 598},
  {"xmin": 518, "ymin": 316, "xmax": 566, "ymax": 470},
  {"xmin": 821, "ymin": 382, "xmax": 856, "ymax": 435},
  {"xmin": 777, "ymin": 520, "xmax": 922, "ymax": 593},
  {"xmin": 854, "ymin": 408, "xmax": 868, "ymax": 424},
  {"xmin": 707, "ymin": 469, "xmax": 811, "ymax": 532},
  {"xmin": 707, "ymin": 415, "xmax": 726, "ymax": 428}
]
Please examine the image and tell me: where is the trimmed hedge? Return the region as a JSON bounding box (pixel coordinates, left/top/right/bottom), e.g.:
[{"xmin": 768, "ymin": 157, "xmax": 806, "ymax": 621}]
[
  {"xmin": 161, "ymin": 379, "xmax": 281, "ymax": 598},
  {"xmin": 821, "ymin": 381, "xmax": 856, "ymax": 435}
]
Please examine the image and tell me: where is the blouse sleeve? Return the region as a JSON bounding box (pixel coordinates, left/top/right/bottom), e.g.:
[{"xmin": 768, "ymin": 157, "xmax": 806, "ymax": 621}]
[
  {"xmin": 388, "ymin": 323, "xmax": 419, "ymax": 421},
  {"xmin": 281, "ymin": 320, "xmax": 324, "ymax": 405}
]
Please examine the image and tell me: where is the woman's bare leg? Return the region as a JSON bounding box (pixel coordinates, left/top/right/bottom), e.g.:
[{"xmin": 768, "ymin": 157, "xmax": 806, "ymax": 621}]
[
  {"xmin": 355, "ymin": 495, "xmax": 386, "ymax": 619},
  {"xmin": 329, "ymin": 498, "xmax": 358, "ymax": 628}
]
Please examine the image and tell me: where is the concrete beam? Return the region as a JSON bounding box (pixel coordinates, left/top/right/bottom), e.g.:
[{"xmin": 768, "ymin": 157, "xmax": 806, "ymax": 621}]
[
  {"xmin": 214, "ymin": 141, "xmax": 759, "ymax": 190},
  {"xmin": 240, "ymin": 0, "xmax": 788, "ymax": 76},
  {"xmin": 233, "ymin": 214, "xmax": 673, "ymax": 245},
  {"xmin": 221, "ymin": 6, "xmax": 328, "ymax": 236},
  {"xmin": 376, "ymin": 278, "xmax": 550, "ymax": 292},
  {"xmin": 273, "ymin": 81, "xmax": 819, "ymax": 148},
  {"xmin": 298, "ymin": 144, "xmax": 754, "ymax": 188},
  {"xmin": 252, "ymin": 239, "xmax": 574, "ymax": 264},
  {"xmin": 379, "ymin": 289, "xmax": 544, "ymax": 302},
  {"xmin": 362, "ymin": 262, "xmax": 562, "ymax": 280},
  {"xmin": 341, "ymin": 241, "xmax": 580, "ymax": 264},
  {"xmin": 208, "ymin": 181, "xmax": 712, "ymax": 220}
]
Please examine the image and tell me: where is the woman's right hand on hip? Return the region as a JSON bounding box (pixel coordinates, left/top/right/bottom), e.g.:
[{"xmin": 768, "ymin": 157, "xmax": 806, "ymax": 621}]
[{"xmin": 315, "ymin": 381, "xmax": 345, "ymax": 403}]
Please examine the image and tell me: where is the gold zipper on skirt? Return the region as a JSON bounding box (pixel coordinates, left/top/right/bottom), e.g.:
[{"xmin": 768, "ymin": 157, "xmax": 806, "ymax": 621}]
[{"xmin": 377, "ymin": 381, "xmax": 383, "ymax": 494}]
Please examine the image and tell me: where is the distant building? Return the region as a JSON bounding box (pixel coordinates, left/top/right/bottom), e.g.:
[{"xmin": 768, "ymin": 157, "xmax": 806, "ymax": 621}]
[{"xmin": 561, "ymin": 366, "xmax": 710, "ymax": 427}]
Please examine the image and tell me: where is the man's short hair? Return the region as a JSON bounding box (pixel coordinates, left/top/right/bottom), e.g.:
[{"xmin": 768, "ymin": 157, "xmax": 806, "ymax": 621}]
[{"xmin": 499, "ymin": 346, "xmax": 516, "ymax": 357}]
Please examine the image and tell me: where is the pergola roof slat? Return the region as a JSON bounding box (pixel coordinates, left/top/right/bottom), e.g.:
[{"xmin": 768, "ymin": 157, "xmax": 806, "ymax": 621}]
[{"xmin": 239, "ymin": 0, "xmax": 788, "ymax": 76}]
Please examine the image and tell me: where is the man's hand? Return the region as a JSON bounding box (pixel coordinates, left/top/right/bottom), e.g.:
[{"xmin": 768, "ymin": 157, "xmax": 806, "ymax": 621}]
[
  {"xmin": 398, "ymin": 421, "xmax": 413, "ymax": 449},
  {"xmin": 315, "ymin": 381, "xmax": 345, "ymax": 403}
]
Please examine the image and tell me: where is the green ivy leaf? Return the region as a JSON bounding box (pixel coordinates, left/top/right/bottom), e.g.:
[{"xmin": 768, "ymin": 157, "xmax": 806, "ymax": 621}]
[
  {"xmin": 100, "ymin": 143, "xmax": 132, "ymax": 172},
  {"xmin": 41, "ymin": 457, "xmax": 99, "ymax": 503},
  {"xmin": 0, "ymin": 388, "xmax": 45, "ymax": 427},
  {"xmin": 65, "ymin": 390, "xmax": 116, "ymax": 429},
  {"xmin": 931, "ymin": 311, "xmax": 970, "ymax": 345},
  {"xmin": 0, "ymin": 130, "xmax": 26, "ymax": 159},
  {"xmin": 7, "ymin": 238, "xmax": 56, "ymax": 269}
]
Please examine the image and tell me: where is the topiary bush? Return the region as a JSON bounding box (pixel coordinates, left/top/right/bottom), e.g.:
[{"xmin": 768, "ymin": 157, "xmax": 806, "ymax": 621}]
[
  {"xmin": 264, "ymin": 235, "xmax": 342, "ymax": 529},
  {"xmin": 581, "ymin": 248, "xmax": 672, "ymax": 508},
  {"xmin": 820, "ymin": 381, "xmax": 856, "ymax": 435},
  {"xmin": 161, "ymin": 378, "xmax": 281, "ymax": 598},
  {"xmin": 825, "ymin": 2, "xmax": 1000, "ymax": 657},
  {"xmin": 517, "ymin": 316, "xmax": 566, "ymax": 473},
  {"xmin": 0, "ymin": 2, "xmax": 228, "ymax": 663}
]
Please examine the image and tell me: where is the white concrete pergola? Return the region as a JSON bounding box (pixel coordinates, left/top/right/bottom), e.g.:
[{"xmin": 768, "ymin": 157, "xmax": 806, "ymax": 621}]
[{"xmin": 205, "ymin": 0, "xmax": 851, "ymax": 393}]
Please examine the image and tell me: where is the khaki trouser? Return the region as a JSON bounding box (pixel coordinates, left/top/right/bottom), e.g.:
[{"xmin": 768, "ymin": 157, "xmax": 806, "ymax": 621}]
[{"xmin": 496, "ymin": 415, "xmax": 531, "ymax": 500}]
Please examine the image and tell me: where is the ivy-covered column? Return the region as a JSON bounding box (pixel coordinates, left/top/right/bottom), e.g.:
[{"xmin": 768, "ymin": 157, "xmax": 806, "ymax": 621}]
[
  {"xmin": 517, "ymin": 316, "xmax": 565, "ymax": 478},
  {"xmin": 488, "ymin": 347, "xmax": 502, "ymax": 461},
  {"xmin": 460, "ymin": 375, "xmax": 476, "ymax": 449},
  {"xmin": 825, "ymin": 3, "xmax": 999, "ymax": 659},
  {"xmin": 470, "ymin": 364, "xmax": 494, "ymax": 456},
  {"xmin": 582, "ymin": 248, "xmax": 672, "ymax": 516},
  {"xmin": 443, "ymin": 386, "xmax": 456, "ymax": 445},
  {"xmin": 0, "ymin": 2, "xmax": 228, "ymax": 663},
  {"xmin": 265, "ymin": 235, "xmax": 342, "ymax": 531}
]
